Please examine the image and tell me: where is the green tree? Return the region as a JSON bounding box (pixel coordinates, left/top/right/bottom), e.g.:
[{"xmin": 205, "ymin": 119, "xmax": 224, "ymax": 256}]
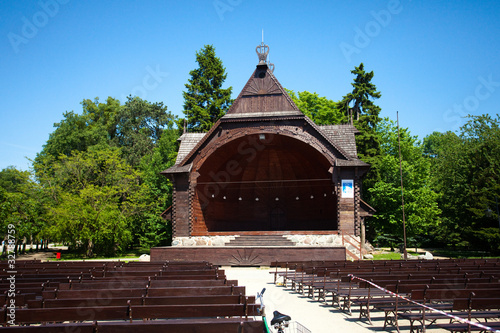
[
  {"xmin": 426, "ymin": 115, "xmax": 500, "ymax": 252},
  {"xmin": 34, "ymin": 97, "xmax": 120, "ymax": 170},
  {"xmin": 137, "ymin": 127, "xmax": 179, "ymax": 248},
  {"xmin": 37, "ymin": 110, "xmax": 106, "ymax": 161},
  {"xmin": 337, "ymin": 63, "xmax": 383, "ymax": 213},
  {"xmin": 38, "ymin": 147, "xmax": 149, "ymax": 257},
  {"xmin": 181, "ymin": 45, "xmax": 233, "ymax": 132},
  {"xmin": 34, "ymin": 96, "xmax": 178, "ymax": 255},
  {"xmin": 286, "ymin": 89, "xmax": 344, "ymax": 125},
  {"xmin": 368, "ymin": 119, "xmax": 441, "ymax": 245},
  {"xmin": 112, "ymin": 96, "xmax": 174, "ymax": 168},
  {"xmin": 0, "ymin": 167, "xmax": 45, "ymax": 255},
  {"xmin": 82, "ymin": 96, "xmax": 121, "ymax": 140},
  {"xmin": 338, "ymin": 63, "xmax": 382, "ymax": 160},
  {"xmin": 36, "ymin": 96, "xmax": 175, "ymax": 169},
  {"xmin": 422, "ymin": 131, "xmax": 466, "ymax": 246}
]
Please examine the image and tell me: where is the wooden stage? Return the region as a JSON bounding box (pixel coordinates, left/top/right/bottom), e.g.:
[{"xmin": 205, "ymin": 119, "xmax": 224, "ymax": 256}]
[{"xmin": 150, "ymin": 246, "xmax": 346, "ymax": 266}]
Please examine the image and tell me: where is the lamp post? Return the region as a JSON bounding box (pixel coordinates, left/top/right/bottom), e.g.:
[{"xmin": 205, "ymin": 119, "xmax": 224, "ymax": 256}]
[{"xmin": 397, "ymin": 112, "xmax": 408, "ymax": 260}]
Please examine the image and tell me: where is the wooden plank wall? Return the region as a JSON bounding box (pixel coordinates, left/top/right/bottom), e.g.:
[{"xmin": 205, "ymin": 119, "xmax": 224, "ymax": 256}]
[{"xmin": 151, "ymin": 246, "xmax": 347, "ymax": 266}]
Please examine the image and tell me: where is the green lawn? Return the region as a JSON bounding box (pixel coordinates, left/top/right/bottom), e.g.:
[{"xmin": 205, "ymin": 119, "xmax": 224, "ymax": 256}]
[
  {"xmin": 372, "ymin": 249, "xmax": 499, "ymax": 260},
  {"xmin": 372, "ymin": 252, "xmax": 402, "ymax": 260}
]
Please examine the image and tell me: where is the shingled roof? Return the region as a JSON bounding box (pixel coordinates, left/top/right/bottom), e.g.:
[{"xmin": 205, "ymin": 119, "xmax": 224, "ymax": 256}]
[
  {"xmin": 318, "ymin": 124, "xmax": 360, "ymax": 158},
  {"xmin": 175, "ymin": 133, "xmax": 206, "ymax": 164},
  {"xmin": 161, "ymin": 133, "xmax": 205, "ymax": 175}
]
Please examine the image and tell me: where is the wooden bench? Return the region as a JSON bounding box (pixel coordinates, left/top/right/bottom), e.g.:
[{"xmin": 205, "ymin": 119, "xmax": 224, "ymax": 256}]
[
  {"xmin": 147, "ymin": 286, "xmax": 245, "ymax": 297},
  {"xmin": 55, "ymin": 278, "xmax": 236, "ymax": 290},
  {"xmin": 437, "ymin": 321, "xmax": 500, "ymax": 333},
  {"xmin": 0, "ymin": 318, "xmax": 265, "ymax": 332},
  {"xmin": 38, "ymin": 285, "xmax": 245, "ymax": 300},
  {"xmin": 346, "ymin": 280, "xmax": 498, "ymax": 326},
  {"xmin": 10, "ymin": 301, "xmax": 259, "ymax": 325},
  {"xmin": 400, "ymin": 291, "xmax": 500, "ymax": 333},
  {"xmin": 27, "ymin": 294, "xmax": 254, "ymax": 308},
  {"xmin": 375, "ymin": 286, "xmax": 500, "ymax": 332}
]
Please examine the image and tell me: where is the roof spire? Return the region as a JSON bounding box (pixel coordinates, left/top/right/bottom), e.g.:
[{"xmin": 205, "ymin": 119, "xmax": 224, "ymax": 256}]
[
  {"xmin": 256, "ymin": 37, "xmax": 269, "ymax": 65},
  {"xmin": 255, "ymin": 31, "xmax": 275, "ymax": 72}
]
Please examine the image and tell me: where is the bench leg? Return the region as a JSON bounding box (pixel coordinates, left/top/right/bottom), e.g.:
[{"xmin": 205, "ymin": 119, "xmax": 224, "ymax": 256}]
[
  {"xmin": 333, "ymin": 293, "xmax": 341, "ymax": 308},
  {"xmin": 384, "ymin": 310, "xmax": 401, "ymax": 333},
  {"xmin": 408, "ymin": 318, "xmax": 419, "ymax": 333},
  {"xmin": 306, "ymin": 286, "xmax": 313, "ymax": 299},
  {"xmin": 331, "ymin": 293, "xmax": 339, "ymax": 307},
  {"xmin": 317, "ymin": 289, "xmax": 325, "ymax": 303},
  {"xmin": 340, "ymin": 296, "xmax": 352, "ymax": 315},
  {"xmin": 359, "ymin": 302, "xmax": 373, "ymax": 325}
]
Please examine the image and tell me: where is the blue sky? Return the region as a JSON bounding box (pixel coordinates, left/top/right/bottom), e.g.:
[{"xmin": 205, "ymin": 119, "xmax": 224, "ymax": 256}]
[{"xmin": 1, "ymin": 0, "xmax": 499, "ymax": 171}]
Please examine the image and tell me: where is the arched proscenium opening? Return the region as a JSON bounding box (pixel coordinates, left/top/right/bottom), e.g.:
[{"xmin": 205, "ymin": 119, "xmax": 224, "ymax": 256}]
[{"xmin": 192, "ymin": 133, "xmax": 338, "ymax": 233}]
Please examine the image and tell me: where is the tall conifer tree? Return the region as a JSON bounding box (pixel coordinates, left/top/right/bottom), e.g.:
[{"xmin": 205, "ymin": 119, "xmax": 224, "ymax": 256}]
[
  {"xmin": 338, "ymin": 63, "xmax": 383, "ymax": 212},
  {"xmin": 338, "ymin": 63, "xmax": 382, "ymax": 161},
  {"xmin": 182, "ymin": 45, "xmax": 233, "ymax": 132}
]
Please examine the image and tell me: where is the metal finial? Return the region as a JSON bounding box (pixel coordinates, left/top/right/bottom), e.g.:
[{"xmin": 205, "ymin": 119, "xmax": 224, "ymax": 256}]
[
  {"xmin": 256, "ymin": 31, "xmax": 274, "ymax": 71},
  {"xmin": 256, "ymin": 41, "xmax": 269, "ymax": 65}
]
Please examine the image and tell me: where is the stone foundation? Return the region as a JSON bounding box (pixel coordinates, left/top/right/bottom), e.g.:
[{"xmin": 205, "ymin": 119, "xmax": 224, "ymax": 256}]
[
  {"xmin": 284, "ymin": 234, "xmax": 343, "ymax": 246},
  {"xmin": 171, "ymin": 236, "xmax": 237, "ymax": 247},
  {"xmin": 171, "ymin": 234, "xmax": 354, "ymax": 248},
  {"xmin": 155, "ymin": 234, "xmax": 362, "ymax": 264}
]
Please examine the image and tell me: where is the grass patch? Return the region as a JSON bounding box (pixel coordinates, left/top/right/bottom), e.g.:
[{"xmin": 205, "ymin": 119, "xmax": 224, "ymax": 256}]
[
  {"xmin": 430, "ymin": 248, "xmax": 499, "ymax": 259},
  {"xmin": 371, "ymin": 248, "xmax": 500, "ymax": 260},
  {"xmin": 372, "ymin": 252, "xmax": 401, "ymax": 260}
]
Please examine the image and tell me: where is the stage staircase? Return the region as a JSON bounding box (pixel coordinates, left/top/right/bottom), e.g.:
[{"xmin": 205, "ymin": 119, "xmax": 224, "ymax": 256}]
[{"xmin": 226, "ymin": 235, "xmax": 295, "ymax": 247}]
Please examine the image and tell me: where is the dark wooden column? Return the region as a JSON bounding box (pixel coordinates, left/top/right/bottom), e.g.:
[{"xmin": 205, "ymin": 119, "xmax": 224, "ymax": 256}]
[
  {"xmin": 336, "ymin": 167, "xmax": 356, "ymax": 235},
  {"xmin": 172, "ymin": 173, "xmax": 190, "ymax": 237},
  {"xmin": 354, "ymin": 167, "xmax": 361, "ymax": 237}
]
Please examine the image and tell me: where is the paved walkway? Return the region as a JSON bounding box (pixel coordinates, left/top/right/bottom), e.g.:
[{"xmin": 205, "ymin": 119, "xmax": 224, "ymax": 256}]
[
  {"xmin": 12, "ymin": 245, "xmax": 67, "ymax": 261},
  {"xmin": 225, "ymin": 266, "xmax": 447, "ymax": 333}
]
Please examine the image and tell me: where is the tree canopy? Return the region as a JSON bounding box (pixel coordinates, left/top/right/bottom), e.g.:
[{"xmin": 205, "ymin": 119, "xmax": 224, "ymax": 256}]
[
  {"xmin": 28, "ymin": 96, "xmax": 179, "ymax": 257},
  {"xmin": 368, "ymin": 119, "xmax": 441, "ymax": 245},
  {"xmin": 424, "ymin": 115, "xmax": 500, "ymax": 252},
  {"xmin": 40, "ymin": 147, "xmax": 145, "ymax": 257},
  {"xmin": 287, "ymin": 89, "xmax": 344, "ymax": 125}
]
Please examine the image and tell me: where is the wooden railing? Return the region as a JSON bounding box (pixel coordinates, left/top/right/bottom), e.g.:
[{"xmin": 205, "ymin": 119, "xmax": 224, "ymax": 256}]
[{"xmin": 341, "ymin": 232, "xmax": 362, "ymax": 260}]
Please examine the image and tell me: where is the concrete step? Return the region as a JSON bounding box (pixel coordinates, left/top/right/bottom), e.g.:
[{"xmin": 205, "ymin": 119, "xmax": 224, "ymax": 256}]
[{"xmin": 226, "ymin": 235, "xmax": 295, "ymax": 247}]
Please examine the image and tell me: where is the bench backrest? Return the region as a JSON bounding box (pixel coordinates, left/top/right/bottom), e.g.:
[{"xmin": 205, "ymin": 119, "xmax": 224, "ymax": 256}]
[{"xmin": 453, "ymin": 297, "xmax": 500, "ymax": 311}]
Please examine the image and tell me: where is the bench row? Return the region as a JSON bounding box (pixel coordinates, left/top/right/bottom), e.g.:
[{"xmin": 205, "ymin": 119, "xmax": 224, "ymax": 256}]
[{"xmin": 0, "ymin": 318, "xmax": 265, "ymax": 333}]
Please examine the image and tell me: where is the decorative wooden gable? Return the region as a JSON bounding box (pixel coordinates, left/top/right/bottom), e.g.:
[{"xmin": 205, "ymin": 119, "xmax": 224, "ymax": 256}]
[{"xmin": 225, "ymin": 61, "xmax": 301, "ymax": 117}]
